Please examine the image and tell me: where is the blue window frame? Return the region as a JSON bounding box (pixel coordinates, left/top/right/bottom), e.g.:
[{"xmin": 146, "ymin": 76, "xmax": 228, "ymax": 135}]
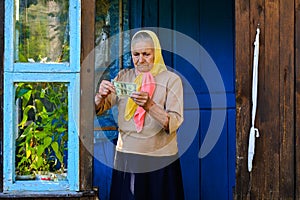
[{"xmin": 3, "ymin": 0, "xmax": 81, "ymax": 192}]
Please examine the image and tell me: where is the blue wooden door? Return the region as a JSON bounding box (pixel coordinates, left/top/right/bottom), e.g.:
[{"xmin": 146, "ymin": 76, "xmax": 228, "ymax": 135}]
[
  {"xmin": 129, "ymin": 0, "xmax": 235, "ymax": 199},
  {"xmin": 93, "ymin": 0, "xmax": 235, "ymax": 199}
]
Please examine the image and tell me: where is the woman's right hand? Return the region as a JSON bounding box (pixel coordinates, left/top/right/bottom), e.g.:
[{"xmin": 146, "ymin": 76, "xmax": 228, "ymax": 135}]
[{"xmin": 95, "ymin": 80, "xmax": 115, "ymax": 103}]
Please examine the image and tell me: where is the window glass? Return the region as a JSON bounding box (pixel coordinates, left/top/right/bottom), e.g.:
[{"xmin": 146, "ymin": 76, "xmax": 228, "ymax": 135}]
[
  {"xmin": 14, "ymin": 0, "xmax": 69, "ymax": 63},
  {"xmin": 15, "ymin": 82, "xmax": 68, "ymax": 182}
]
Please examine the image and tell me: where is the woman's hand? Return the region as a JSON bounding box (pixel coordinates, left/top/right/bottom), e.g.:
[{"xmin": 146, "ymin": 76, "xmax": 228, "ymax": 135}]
[
  {"xmin": 130, "ymin": 91, "xmax": 155, "ymax": 111},
  {"xmin": 95, "ymin": 80, "xmax": 115, "ymax": 102}
]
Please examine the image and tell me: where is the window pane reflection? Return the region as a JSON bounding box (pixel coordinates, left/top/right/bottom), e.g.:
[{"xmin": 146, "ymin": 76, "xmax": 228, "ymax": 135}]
[
  {"xmin": 15, "ymin": 0, "xmax": 69, "ymax": 63},
  {"xmin": 15, "ymin": 82, "xmax": 68, "ymax": 181}
]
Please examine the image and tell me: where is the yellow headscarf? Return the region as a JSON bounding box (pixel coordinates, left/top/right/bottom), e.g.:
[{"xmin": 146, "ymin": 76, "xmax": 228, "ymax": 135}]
[{"xmin": 124, "ymin": 30, "xmax": 167, "ymax": 121}]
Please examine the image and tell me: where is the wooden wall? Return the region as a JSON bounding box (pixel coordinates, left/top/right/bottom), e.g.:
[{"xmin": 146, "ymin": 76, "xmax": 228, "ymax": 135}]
[{"xmin": 235, "ymin": 0, "xmax": 299, "ymax": 199}]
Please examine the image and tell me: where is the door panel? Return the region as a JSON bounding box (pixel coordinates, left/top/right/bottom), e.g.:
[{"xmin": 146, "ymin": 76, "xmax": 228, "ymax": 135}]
[{"xmin": 93, "ymin": 0, "xmax": 235, "ymax": 199}]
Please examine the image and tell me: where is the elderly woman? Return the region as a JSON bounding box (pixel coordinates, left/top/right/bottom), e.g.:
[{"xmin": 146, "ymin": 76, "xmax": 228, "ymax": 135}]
[{"xmin": 95, "ymin": 30, "xmax": 184, "ymax": 200}]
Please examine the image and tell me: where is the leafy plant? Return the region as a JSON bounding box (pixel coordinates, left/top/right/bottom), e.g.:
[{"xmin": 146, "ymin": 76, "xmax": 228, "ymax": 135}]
[
  {"xmin": 16, "ymin": 0, "xmax": 69, "ymax": 63},
  {"xmin": 15, "ymin": 82, "xmax": 68, "ymax": 176}
]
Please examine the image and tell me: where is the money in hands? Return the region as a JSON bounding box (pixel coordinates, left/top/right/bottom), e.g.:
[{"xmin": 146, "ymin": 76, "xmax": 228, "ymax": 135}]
[{"xmin": 112, "ymin": 80, "xmax": 136, "ymax": 97}]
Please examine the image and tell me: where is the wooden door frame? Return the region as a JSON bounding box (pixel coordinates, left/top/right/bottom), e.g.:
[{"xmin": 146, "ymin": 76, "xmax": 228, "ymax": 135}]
[
  {"xmin": 80, "ymin": 0, "xmax": 95, "ymax": 191},
  {"xmin": 296, "ymin": 0, "xmax": 300, "ymax": 197}
]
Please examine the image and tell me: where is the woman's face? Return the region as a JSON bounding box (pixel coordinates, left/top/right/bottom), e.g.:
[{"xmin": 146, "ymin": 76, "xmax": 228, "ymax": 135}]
[{"xmin": 131, "ymin": 40, "xmax": 155, "ymax": 72}]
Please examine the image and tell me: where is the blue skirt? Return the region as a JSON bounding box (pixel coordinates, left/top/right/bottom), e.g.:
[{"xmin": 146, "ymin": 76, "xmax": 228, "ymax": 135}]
[{"xmin": 109, "ymin": 151, "xmax": 185, "ymax": 200}]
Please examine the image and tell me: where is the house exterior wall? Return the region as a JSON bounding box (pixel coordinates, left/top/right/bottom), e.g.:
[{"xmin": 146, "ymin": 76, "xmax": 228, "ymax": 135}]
[
  {"xmin": 235, "ymin": 0, "xmax": 300, "ymax": 199},
  {"xmin": 0, "ymin": 0, "xmax": 236, "ymax": 199}
]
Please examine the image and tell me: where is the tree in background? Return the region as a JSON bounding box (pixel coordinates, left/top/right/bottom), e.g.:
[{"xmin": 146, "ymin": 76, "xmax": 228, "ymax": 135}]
[{"xmin": 16, "ymin": 0, "xmax": 69, "ymax": 63}]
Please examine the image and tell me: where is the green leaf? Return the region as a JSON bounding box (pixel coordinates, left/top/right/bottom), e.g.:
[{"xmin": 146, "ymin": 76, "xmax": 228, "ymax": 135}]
[
  {"xmin": 51, "ymin": 142, "xmax": 63, "ymax": 163},
  {"xmin": 26, "ymin": 149, "xmax": 31, "ymax": 159},
  {"xmin": 17, "ymin": 157, "xmax": 28, "ymax": 168},
  {"xmin": 19, "ymin": 122, "xmax": 34, "ymax": 138},
  {"xmin": 56, "ymin": 127, "xmax": 67, "ymax": 133},
  {"xmin": 44, "ymin": 137, "xmax": 52, "ymax": 148},
  {"xmin": 30, "ymin": 163, "xmax": 37, "ymax": 171},
  {"xmin": 16, "ymin": 87, "xmax": 31, "ymax": 99},
  {"xmin": 18, "ymin": 105, "xmax": 35, "ymax": 129},
  {"xmin": 37, "ymin": 145, "xmax": 44, "ymax": 156},
  {"xmin": 34, "ymin": 99, "xmax": 45, "ymax": 113},
  {"xmin": 40, "ymin": 88, "xmax": 45, "ymax": 98},
  {"xmin": 35, "ymin": 131, "xmax": 48, "ymax": 140},
  {"xmin": 51, "ymin": 141, "xmax": 59, "ymax": 153},
  {"xmin": 22, "ymin": 90, "xmax": 32, "ymax": 110},
  {"xmin": 36, "ymin": 156, "xmax": 43, "ymax": 169}
]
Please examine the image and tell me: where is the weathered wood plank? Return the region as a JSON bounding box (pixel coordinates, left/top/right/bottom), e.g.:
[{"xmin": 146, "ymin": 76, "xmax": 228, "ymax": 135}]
[
  {"xmin": 237, "ymin": 0, "xmax": 299, "ymax": 198},
  {"xmin": 296, "ymin": 0, "xmax": 300, "ymax": 198},
  {"xmin": 235, "ymin": 0, "xmax": 251, "ymax": 199},
  {"xmin": 248, "ymin": 0, "xmax": 265, "ymax": 199},
  {"xmin": 0, "ymin": 190, "xmax": 97, "ymax": 198},
  {"xmin": 80, "ymin": 0, "xmax": 95, "ymax": 191},
  {"xmin": 259, "ymin": 0, "xmax": 280, "ymax": 198},
  {"xmin": 279, "ymin": 0, "xmax": 295, "ymax": 198}
]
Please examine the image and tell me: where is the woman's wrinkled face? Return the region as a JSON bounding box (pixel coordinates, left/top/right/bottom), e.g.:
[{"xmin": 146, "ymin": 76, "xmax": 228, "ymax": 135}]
[{"xmin": 131, "ymin": 40, "xmax": 155, "ymax": 72}]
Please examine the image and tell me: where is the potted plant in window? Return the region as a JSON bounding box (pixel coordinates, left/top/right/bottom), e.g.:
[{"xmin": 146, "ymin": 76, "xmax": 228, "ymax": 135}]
[{"xmin": 15, "ymin": 82, "xmax": 68, "ymax": 181}]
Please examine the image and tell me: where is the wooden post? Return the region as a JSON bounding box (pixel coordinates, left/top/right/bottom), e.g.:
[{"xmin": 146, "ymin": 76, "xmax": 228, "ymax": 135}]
[
  {"xmin": 80, "ymin": 0, "xmax": 95, "ymax": 191},
  {"xmin": 235, "ymin": 0, "xmax": 251, "ymax": 199},
  {"xmin": 278, "ymin": 0, "xmax": 295, "ymax": 198},
  {"xmin": 296, "ymin": 0, "xmax": 300, "ymax": 198}
]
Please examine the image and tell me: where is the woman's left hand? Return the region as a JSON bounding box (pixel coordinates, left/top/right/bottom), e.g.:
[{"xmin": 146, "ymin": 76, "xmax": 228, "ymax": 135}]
[{"xmin": 130, "ymin": 91, "xmax": 154, "ymax": 111}]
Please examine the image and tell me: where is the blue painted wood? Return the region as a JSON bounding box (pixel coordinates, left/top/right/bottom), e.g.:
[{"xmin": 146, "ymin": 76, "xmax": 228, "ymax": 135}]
[
  {"xmin": 172, "ymin": 0, "xmax": 235, "ymax": 199},
  {"xmin": 199, "ymin": 0, "xmax": 234, "ymax": 93},
  {"xmin": 158, "ymin": 0, "xmax": 173, "ymax": 29},
  {"xmin": 3, "ymin": 73, "xmax": 15, "ymax": 190},
  {"xmin": 158, "ymin": 0, "xmax": 173, "ymax": 70},
  {"xmin": 5, "ymin": 0, "xmax": 81, "ymax": 73},
  {"xmin": 178, "ymin": 110, "xmax": 200, "ymax": 200},
  {"xmin": 173, "ymin": 0, "xmax": 200, "ymax": 42},
  {"xmin": 93, "ymin": 141, "xmax": 115, "ymax": 200},
  {"xmin": 228, "ymin": 109, "xmax": 236, "ymax": 200},
  {"xmin": 13, "ymin": 63, "xmax": 71, "ymax": 73},
  {"xmin": 4, "ymin": 0, "xmax": 13, "ymax": 72},
  {"xmin": 129, "ymin": 0, "xmax": 142, "ymax": 29},
  {"xmin": 143, "ymin": 0, "xmax": 158, "ymax": 27},
  {"xmin": 3, "ymin": 0, "xmax": 81, "ymax": 192},
  {"xmin": 200, "ymin": 110, "xmax": 229, "ymax": 200},
  {"xmin": 67, "ymin": 73, "xmax": 80, "ymax": 191},
  {"xmin": 3, "ymin": 73, "xmax": 79, "ymax": 191},
  {"xmin": 69, "ymin": 0, "xmax": 81, "ymax": 73},
  {"xmin": 95, "ymin": 0, "xmax": 235, "ymax": 199}
]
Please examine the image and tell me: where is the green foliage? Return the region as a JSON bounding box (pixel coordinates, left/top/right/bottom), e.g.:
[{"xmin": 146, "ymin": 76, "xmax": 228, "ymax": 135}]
[
  {"xmin": 15, "ymin": 82, "xmax": 68, "ymax": 176},
  {"xmin": 16, "ymin": 0, "xmax": 69, "ymax": 63}
]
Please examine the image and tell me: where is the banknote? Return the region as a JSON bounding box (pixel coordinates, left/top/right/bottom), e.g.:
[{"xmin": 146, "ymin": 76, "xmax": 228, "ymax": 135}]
[{"xmin": 112, "ymin": 80, "xmax": 136, "ymax": 96}]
